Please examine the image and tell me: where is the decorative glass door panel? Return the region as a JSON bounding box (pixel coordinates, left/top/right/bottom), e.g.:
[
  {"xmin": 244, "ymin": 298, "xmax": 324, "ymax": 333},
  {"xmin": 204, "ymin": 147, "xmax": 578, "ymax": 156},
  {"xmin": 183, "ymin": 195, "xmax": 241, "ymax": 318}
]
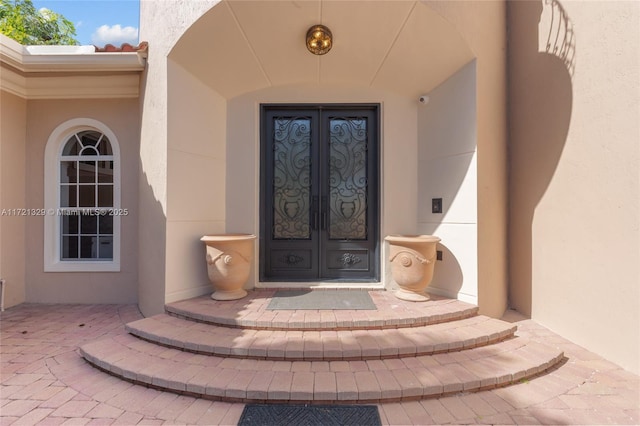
[
  {"xmin": 327, "ymin": 118, "xmax": 368, "ymax": 240},
  {"xmin": 272, "ymin": 118, "xmax": 312, "ymax": 240},
  {"xmin": 261, "ymin": 105, "xmax": 379, "ymax": 281}
]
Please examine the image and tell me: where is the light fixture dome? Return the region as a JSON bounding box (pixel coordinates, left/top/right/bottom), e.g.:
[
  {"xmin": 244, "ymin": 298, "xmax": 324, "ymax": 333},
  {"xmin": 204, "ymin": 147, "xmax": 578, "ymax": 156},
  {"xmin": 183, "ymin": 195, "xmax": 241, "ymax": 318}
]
[{"xmin": 306, "ymin": 24, "xmax": 332, "ymax": 55}]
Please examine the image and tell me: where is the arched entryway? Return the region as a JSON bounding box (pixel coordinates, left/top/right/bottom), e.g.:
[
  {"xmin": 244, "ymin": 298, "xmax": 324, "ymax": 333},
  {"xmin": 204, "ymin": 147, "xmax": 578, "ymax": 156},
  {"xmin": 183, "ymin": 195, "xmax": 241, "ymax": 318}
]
[{"xmin": 155, "ymin": 0, "xmax": 486, "ymax": 312}]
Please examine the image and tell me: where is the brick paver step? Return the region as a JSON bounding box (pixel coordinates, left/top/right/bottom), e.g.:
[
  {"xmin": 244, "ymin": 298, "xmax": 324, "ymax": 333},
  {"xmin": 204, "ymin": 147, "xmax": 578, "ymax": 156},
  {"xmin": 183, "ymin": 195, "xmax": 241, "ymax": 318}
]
[
  {"xmin": 79, "ymin": 334, "xmax": 564, "ymax": 404},
  {"xmin": 125, "ymin": 314, "xmax": 516, "ymax": 361},
  {"xmin": 165, "ymin": 291, "xmax": 479, "ymax": 330}
]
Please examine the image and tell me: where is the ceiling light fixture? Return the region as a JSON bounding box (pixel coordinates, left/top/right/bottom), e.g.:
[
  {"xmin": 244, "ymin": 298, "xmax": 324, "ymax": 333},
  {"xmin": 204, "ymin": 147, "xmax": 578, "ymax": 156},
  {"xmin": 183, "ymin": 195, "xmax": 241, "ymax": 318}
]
[{"xmin": 306, "ymin": 24, "xmax": 333, "ymax": 55}]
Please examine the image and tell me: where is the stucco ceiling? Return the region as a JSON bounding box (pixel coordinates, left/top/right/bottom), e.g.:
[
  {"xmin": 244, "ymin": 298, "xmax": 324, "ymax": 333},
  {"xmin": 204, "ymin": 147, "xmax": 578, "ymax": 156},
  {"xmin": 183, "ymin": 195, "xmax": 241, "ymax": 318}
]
[{"xmin": 169, "ymin": 1, "xmax": 474, "ymax": 99}]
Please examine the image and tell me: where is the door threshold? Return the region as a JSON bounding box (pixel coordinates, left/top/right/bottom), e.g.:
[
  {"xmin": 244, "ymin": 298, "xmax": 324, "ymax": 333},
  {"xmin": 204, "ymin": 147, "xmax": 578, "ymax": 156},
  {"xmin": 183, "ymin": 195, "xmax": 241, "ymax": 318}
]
[{"xmin": 256, "ymin": 281, "xmax": 385, "ymax": 291}]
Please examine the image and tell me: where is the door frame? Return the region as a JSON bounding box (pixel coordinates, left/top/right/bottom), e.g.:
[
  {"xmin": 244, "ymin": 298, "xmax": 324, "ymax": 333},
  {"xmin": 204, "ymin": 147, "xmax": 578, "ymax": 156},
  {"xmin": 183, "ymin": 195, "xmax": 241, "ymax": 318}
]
[{"xmin": 259, "ymin": 103, "xmax": 381, "ymax": 283}]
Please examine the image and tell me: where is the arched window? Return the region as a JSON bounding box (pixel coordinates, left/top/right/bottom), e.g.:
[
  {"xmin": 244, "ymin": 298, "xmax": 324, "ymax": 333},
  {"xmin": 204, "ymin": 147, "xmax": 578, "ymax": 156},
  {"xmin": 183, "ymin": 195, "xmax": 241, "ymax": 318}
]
[{"xmin": 44, "ymin": 119, "xmax": 121, "ymax": 272}]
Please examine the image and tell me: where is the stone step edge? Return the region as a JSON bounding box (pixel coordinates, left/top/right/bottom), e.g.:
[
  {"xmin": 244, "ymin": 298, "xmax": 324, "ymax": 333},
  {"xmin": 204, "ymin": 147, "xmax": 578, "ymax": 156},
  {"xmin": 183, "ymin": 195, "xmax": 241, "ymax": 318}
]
[
  {"xmin": 125, "ymin": 316, "xmax": 517, "ymax": 361},
  {"xmin": 164, "ymin": 304, "xmax": 480, "ymax": 331},
  {"xmin": 79, "ymin": 336, "xmax": 565, "ymax": 404}
]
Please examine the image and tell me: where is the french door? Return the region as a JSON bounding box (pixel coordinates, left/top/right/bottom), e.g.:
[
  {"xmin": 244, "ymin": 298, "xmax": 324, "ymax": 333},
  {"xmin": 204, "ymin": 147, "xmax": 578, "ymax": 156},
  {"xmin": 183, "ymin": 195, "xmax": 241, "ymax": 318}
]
[{"xmin": 260, "ymin": 105, "xmax": 380, "ymax": 281}]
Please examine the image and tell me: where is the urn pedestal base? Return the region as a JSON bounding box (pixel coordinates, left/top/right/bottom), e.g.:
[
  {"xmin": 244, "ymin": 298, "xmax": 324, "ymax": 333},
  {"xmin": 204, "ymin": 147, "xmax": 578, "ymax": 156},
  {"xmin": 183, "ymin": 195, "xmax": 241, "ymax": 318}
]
[
  {"xmin": 394, "ymin": 288, "xmax": 430, "ymax": 302},
  {"xmin": 210, "ymin": 289, "xmax": 248, "ymax": 301}
]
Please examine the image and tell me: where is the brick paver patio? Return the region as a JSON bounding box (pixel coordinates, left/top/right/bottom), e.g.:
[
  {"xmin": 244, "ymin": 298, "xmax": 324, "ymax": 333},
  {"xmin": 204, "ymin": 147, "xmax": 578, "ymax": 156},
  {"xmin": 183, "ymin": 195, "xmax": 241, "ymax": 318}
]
[{"xmin": 1, "ymin": 303, "xmax": 638, "ymax": 425}]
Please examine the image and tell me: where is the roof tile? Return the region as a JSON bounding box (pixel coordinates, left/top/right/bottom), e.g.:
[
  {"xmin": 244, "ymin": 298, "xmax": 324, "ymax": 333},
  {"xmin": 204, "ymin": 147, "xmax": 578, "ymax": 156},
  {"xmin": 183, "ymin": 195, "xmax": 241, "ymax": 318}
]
[{"xmin": 95, "ymin": 42, "xmax": 148, "ymax": 53}]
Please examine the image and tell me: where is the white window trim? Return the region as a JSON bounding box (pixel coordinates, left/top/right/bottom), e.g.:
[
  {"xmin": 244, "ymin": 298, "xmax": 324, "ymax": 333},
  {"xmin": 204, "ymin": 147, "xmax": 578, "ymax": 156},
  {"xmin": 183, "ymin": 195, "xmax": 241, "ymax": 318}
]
[{"xmin": 44, "ymin": 118, "xmax": 121, "ymax": 272}]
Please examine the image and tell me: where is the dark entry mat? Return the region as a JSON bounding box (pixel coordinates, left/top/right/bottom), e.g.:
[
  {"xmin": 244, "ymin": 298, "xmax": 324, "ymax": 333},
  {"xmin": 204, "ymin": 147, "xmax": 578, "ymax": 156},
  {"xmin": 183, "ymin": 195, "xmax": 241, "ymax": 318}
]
[
  {"xmin": 238, "ymin": 404, "xmax": 381, "ymax": 426},
  {"xmin": 266, "ymin": 290, "xmax": 376, "ymax": 310}
]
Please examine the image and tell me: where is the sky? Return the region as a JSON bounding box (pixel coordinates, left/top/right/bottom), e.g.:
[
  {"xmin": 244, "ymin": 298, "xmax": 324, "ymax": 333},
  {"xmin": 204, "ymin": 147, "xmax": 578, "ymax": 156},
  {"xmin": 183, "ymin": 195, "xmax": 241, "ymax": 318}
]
[{"xmin": 32, "ymin": 0, "xmax": 140, "ymax": 47}]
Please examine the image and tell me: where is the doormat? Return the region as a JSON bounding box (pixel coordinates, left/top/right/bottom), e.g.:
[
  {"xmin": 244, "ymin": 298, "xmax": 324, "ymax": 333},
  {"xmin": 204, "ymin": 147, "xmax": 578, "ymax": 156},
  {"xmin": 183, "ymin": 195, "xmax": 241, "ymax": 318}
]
[
  {"xmin": 266, "ymin": 290, "xmax": 376, "ymax": 310},
  {"xmin": 238, "ymin": 404, "xmax": 381, "ymax": 426}
]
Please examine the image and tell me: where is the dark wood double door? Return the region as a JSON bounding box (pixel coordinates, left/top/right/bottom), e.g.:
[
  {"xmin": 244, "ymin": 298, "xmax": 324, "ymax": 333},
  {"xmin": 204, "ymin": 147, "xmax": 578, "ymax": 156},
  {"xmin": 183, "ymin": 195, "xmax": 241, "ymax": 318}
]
[{"xmin": 260, "ymin": 105, "xmax": 380, "ymax": 281}]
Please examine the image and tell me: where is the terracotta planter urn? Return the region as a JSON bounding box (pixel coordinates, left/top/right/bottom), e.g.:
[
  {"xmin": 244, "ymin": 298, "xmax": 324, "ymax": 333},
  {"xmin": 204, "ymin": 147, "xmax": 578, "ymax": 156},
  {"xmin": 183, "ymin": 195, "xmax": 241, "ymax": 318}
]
[
  {"xmin": 385, "ymin": 234, "xmax": 441, "ymax": 302},
  {"xmin": 200, "ymin": 234, "xmax": 256, "ymax": 301}
]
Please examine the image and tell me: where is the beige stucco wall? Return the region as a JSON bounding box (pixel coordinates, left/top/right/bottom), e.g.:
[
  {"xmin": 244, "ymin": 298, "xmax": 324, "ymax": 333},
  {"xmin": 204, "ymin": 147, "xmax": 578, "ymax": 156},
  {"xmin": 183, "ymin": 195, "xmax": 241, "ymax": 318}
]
[
  {"xmin": 23, "ymin": 99, "xmax": 139, "ymax": 303},
  {"xmin": 165, "ymin": 60, "xmax": 227, "ymax": 303},
  {"xmin": 425, "ymin": 0, "xmax": 508, "ymax": 317},
  {"xmin": 418, "ymin": 60, "xmax": 478, "ymax": 305},
  {"xmin": 509, "ymin": 0, "xmax": 640, "ymax": 374},
  {"xmin": 0, "ymin": 90, "xmax": 27, "ymax": 309},
  {"xmin": 138, "ymin": 0, "xmax": 217, "ymax": 316}
]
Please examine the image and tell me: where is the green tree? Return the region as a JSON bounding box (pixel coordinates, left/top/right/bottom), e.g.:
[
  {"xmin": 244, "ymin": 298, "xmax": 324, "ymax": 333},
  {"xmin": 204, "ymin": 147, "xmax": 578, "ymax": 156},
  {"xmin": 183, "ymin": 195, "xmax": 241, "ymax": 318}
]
[{"xmin": 0, "ymin": 0, "xmax": 77, "ymax": 45}]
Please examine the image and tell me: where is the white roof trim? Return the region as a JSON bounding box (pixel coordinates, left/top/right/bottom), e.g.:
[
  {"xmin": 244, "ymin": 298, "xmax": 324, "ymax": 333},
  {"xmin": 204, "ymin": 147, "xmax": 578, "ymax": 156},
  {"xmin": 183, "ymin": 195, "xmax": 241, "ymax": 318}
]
[
  {"xmin": 1, "ymin": 34, "xmax": 145, "ymax": 98},
  {"xmin": 1, "ymin": 66, "xmax": 140, "ymax": 99},
  {"xmin": 0, "ymin": 34, "xmax": 146, "ymax": 73},
  {"xmin": 25, "ymin": 45, "xmax": 96, "ymax": 54}
]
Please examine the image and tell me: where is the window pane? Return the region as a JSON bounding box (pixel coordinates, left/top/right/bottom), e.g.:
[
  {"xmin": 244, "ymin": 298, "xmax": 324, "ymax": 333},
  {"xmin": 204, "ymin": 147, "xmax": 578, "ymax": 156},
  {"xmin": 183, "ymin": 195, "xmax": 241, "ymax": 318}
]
[
  {"xmin": 98, "ymin": 236, "xmax": 113, "ymax": 259},
  {"xmin": 80, "ymin": 236, "xmax": 97, "ymax": 258},
  {"xmin": 97, "ymin": 137, "xmax": 112, "ymax": 155},
  {"xmin": 80, "ymin": 214, "xmax": 98, "ymax": 234},
  {"xmin": 56, "ymin": 129, "xmax": 117, "ymax": 265},
  {"xmin": 62, "ymin": 236, "xmax": 78, "ymax": 259},
  {"xmin": 99, "ymin": 215, "xmax": 113, "ymax": 234},
  {"xmin": 60, "ymin": 185, "xmax": 77, "ymax": 207},
  {"xmin": 62, "ymin": 215, "xmax": 78, "ymax": 234},
  {"xmin": 77, "ymin": 130, "xmax": 101, "ymax": 147},
  {"xmin": 79, "ymin": 146, "xmax": 99, "ymax": 156},
  {"xmin": 78, "ymin": 185, "xmax": 95, "ymax": 207},
  {"xmin": 79, "ymin": 161, "xmax": 96, "ymax": 182},
  {"xmin": 62, "ymin": 137, "xmax": 81, "ymax": 155},
  {"xmin": 97, "ymin": 185, "xmax": 113, "ymax": 207},
  {"xmin": 97, "ymin": 161, "xmax": 113, "ymax": 183},
  {"xmin": 60, "ymin": 161, "xmax": 77, "ymax": 183}
]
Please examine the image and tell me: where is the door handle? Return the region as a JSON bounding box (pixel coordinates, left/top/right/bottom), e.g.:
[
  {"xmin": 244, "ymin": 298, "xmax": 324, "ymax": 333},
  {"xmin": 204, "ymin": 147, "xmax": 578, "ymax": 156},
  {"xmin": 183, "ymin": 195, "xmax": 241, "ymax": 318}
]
[
  {"xmin": 311, "ymin": 196, "xmax": 319, "ymax": 230},
  {"xmin": 321, "ymin": 196, "xmax": 328, "ymax": 230}
]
